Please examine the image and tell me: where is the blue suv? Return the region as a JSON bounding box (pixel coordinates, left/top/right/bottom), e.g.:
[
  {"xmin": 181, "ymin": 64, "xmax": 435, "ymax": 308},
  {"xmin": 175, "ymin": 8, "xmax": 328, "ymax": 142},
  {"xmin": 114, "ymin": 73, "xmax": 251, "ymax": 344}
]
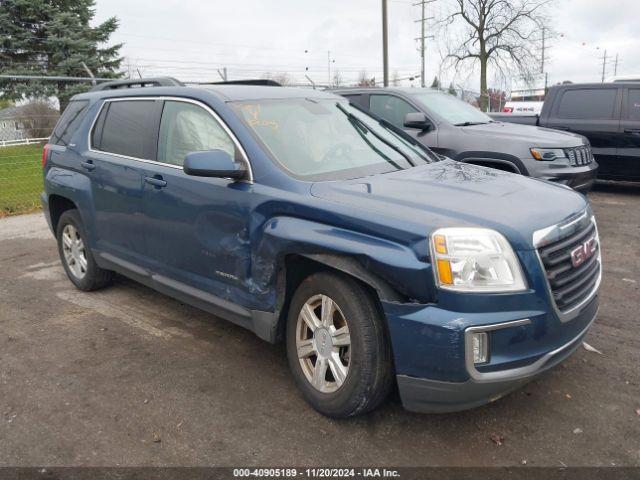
[{"xmin": 42, "ymin": 78, "xmax": 601, "ymax": 418}]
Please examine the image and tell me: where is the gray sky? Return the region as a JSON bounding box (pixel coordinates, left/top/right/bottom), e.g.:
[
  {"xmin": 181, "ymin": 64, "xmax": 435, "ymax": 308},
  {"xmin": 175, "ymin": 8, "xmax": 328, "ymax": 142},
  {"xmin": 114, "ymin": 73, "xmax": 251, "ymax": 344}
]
[{"xmin": 94, "ymin": 0, "xmax": 640, "ymax": 93}]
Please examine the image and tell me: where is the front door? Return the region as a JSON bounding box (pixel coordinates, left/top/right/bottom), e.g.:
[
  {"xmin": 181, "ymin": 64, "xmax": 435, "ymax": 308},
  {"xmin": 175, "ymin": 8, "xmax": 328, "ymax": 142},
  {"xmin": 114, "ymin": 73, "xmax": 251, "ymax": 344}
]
[
  {"xmin": 140, "ymin": 99, "xmax": 255, "ymax": 307},
  {"xmin": 618, "ymin": 87, "xmax": 640, "ymax": 181}
]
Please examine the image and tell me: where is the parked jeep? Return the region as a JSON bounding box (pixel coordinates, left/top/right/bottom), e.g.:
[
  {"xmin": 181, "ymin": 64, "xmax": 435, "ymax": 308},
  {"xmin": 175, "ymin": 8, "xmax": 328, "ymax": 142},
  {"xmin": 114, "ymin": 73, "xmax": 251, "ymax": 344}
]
[
  {"xmin": 42, "ymin": 78, "xmax": 601, "ymax": 417},
  {"xmin": 490, "ymin": 82, "xmax": 640, "ymax": 182},
  {"xmin": 334, "ymin": 87, "xmax": 598, "ymax": 192}
]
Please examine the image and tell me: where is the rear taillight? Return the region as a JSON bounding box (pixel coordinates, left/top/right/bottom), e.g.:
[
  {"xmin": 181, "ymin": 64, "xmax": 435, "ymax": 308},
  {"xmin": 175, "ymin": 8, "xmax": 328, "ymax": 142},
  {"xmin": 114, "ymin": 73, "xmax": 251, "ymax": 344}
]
[{"xmin": 42, "ymin": 144, "xmax": 50, "ymax": 168}]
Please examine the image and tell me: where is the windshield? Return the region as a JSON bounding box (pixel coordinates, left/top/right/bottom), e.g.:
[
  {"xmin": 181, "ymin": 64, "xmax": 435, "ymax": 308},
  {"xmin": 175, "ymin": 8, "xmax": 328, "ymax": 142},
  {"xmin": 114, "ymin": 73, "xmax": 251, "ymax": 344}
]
[
  {"xmin": 232, "ymin": 98, "xmax": 438, "ymax": 181},
  {"xmin": 411, "ymin": 91, "xmax": 492, "ymax": 126}
]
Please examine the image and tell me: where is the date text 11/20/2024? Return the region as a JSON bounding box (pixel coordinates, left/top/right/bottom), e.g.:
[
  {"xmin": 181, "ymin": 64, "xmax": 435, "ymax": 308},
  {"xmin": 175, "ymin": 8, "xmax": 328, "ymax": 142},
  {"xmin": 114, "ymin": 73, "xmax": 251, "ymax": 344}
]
[{"xmin": 232, "ymin": 468, "xmax": 401, "ymax": 478}]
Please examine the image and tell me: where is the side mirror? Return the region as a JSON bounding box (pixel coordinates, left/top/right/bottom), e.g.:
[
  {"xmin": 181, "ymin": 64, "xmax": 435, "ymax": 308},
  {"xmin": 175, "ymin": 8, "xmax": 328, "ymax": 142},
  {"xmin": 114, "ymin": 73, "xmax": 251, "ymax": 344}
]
[
  {"xmin": 404, "ymin": 112, "xmax": 432, "ymax": 130},
  {"xmin": 183, "ymin": 150, "xmax": 246, "ymax": 179}
]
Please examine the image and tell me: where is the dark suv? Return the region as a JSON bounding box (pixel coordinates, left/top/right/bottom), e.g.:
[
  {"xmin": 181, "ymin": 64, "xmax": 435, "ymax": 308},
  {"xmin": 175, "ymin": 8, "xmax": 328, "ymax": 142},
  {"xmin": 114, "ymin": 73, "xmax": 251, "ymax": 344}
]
[
  {"xmin": 491, "ymin": 82, "xmax": 640, "ymax": 182},
  {"xmin": 42, "ymin": 78, "xmax": 601, "ymax": 417},
  {"xmin": 334, "ymin": 87, "xmax": 598, "ymax": 192}
]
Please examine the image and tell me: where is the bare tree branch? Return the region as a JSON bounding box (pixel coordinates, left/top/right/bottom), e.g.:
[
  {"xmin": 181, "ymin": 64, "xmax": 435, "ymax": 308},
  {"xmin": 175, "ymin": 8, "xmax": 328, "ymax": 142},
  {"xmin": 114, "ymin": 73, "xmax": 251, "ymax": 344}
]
[{"xmin": 436, "ymin": 0, "xmax": 550, "ymax": 110}]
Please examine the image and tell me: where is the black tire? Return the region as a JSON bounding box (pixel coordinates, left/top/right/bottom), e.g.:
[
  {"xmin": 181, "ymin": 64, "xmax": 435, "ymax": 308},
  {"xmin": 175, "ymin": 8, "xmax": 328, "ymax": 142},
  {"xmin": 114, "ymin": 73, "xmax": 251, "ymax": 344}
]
[
  {"xmin": 286, "ymin": 271, "xmax": 394, "ymax": 418},
  {"xmin": 56, "ymin": 209, "xmax": 112, "ymax": 291}
]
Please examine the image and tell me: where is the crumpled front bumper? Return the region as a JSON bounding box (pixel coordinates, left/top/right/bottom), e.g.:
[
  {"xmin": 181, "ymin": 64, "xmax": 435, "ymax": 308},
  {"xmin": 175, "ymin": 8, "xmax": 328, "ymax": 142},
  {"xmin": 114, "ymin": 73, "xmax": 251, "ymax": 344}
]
[{"xmin": 382, "ymin": 292, "xmax": 598, "ymax": 413}]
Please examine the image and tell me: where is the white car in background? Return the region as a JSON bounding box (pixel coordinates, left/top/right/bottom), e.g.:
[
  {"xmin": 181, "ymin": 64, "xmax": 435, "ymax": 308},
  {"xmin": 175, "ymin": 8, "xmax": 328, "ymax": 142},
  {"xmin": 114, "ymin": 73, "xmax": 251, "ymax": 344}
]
[{"xmin": 502, "ymin": 100, "xmax": 544, "ymax": 116}]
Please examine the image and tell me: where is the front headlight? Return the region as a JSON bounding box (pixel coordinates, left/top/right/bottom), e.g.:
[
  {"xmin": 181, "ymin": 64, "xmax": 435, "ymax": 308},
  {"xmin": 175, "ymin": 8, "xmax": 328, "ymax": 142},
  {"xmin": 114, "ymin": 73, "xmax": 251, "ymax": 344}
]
[
  {"xmin": 431, "ymin": 227, "xmax": 527, "ymax": 292},
  {"xmin": 530, "ymin": 147, "xmax": 566, "ymax": 161}
]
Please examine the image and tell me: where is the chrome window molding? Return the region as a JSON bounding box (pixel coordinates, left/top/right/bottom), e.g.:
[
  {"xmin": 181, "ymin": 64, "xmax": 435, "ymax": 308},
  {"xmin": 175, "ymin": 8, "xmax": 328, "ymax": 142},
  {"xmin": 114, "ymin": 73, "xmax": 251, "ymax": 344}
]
[
  {"xmin": 86, "ymin": 96, "xmax": 254, "ymax": 183},
  {"xmin": 533, "ymin": 209, "xmax": 602, "ymax": 322}
]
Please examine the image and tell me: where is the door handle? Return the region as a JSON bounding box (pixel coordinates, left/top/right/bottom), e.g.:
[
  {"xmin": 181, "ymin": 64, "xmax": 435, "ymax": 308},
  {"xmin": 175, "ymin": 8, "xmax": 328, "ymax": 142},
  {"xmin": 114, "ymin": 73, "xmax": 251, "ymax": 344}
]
[
  {"xmin": 145, "ymin": 176, "xmax": 167, "ymax": 188},
  {"xmin": 80, "ymin": 160, "xmax": 95, "ymax": 171},
  {"xmin": 624, "ymin": 128, "xmax": 640, "ymax": 135}
]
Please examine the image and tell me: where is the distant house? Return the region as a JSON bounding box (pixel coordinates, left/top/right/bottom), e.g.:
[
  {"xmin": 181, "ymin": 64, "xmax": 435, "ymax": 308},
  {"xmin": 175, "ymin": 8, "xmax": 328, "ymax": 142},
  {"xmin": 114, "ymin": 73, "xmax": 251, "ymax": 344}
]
[
  {"xmin": 0, "ymin": 103, "xmax": 60, "ymax": 142},
  {"xmin": 0, "ymin": 106, "xmax": 25, "ymax": 142}
]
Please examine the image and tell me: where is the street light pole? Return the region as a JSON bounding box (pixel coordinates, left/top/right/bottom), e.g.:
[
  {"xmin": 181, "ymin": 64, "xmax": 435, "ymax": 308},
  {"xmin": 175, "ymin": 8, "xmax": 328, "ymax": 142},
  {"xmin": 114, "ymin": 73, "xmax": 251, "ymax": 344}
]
[{"xmin": 382, "ymin": 0, "xmax": 389, "ymax": 87}]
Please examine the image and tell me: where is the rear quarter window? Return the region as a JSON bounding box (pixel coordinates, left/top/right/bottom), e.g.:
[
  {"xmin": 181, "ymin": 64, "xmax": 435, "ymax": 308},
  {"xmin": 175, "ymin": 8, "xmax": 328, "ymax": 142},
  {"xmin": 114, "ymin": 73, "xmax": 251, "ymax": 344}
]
[
  {"xmin": 50, "ymin": 100, "xmax": 90, "ymax": 146},
  {"xmin": 556, "ymin": 88, "xmax": 617, "ymax": 119}
]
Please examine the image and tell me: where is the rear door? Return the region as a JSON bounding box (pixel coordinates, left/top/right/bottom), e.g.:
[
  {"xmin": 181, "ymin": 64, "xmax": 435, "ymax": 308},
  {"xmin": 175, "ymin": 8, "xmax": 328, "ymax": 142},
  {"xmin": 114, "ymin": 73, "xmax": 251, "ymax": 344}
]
[
  {"xmin": 85, "ymin": 98, "xmax": 161, "ymax": 266},
  {"xmin": 618, "ymin": 87, "xmax": 640, "ymax": 181},
  {"xmin": 368, "ymin": 93, "xmax": 439, "ymax": 151},
  {"xmin": 139, "ymin": 98, "xmax": 255, "ymax": 307},
  {"xmin": 545, "ymin": 87, "xmax": 622, "ymax": 177}
]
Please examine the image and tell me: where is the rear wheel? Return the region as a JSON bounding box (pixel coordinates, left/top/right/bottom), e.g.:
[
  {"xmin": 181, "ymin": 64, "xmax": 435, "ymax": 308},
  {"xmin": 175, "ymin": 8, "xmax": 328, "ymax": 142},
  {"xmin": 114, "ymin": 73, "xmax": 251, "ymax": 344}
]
[
  {"xmin": 56, "ymin": 209, "xmax": 112, "ymax": 291},
  {"xmin": 286, "ymin": 271, "xmax": 393, "ymax": 418}
]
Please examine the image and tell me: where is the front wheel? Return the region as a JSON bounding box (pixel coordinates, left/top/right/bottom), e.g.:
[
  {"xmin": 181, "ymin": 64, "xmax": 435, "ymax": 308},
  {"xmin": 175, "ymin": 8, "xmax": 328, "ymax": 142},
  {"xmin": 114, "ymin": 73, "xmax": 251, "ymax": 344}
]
[{"xmin": 286, "ymin": 271, "xmax": 394, "ymax": 418}]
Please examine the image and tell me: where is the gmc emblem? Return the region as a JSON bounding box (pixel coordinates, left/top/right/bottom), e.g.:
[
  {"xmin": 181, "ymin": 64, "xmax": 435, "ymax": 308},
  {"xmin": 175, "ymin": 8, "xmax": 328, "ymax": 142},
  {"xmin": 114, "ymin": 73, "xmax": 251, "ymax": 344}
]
[{"xmin": 570, "ymin": 237, "xmax": 598, "ymax": 268}]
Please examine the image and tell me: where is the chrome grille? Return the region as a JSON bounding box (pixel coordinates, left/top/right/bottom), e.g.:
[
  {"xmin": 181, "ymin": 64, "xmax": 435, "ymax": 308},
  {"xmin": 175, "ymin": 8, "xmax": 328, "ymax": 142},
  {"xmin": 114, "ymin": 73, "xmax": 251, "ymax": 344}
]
[
  {"xmin": 564, "ymin": 145, "xmax": 593, "ymax": 166},
  {"xmin": 538, "ymin": 220, "xmax": 600, "ymax": 313}
]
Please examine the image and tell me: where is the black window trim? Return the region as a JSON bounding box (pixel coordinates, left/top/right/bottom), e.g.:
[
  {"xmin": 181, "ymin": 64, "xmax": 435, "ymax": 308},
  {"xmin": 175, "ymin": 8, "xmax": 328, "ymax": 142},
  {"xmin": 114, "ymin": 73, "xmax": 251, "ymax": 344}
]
[{"xmin": 88, "ymin": 96, "xmax": 254, "ymax": 182}]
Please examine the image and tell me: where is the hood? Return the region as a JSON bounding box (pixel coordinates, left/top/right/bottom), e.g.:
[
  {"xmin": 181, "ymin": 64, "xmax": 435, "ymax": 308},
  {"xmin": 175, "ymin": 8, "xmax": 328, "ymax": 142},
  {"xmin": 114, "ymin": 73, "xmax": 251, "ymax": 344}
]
[
  {"xmin": 461, "ymin": 121, "xmax": 587, "ymax": 147},
  {"xmin": 310, "ymin": 160, "xmax": 588, "ymax": 251}
]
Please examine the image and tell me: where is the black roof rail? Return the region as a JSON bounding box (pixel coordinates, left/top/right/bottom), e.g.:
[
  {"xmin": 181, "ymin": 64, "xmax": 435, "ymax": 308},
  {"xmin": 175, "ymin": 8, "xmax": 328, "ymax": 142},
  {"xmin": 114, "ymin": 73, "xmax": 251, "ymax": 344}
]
[
  {"xmin": 206, "ymin": 79, "xmax": 281, "ymax": 87},
  {"xmin": 90, "ymin": 77, "xmax": 184, "ymax": 91}
]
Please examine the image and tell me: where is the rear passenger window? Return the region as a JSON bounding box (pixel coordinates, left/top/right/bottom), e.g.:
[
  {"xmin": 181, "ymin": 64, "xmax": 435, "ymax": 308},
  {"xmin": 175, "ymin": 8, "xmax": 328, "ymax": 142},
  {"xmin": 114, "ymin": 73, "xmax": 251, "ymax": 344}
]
[
  {"xmin": 342, "ymin": 94, "xmax": 365, "ymax": 108},
  {"xmin": 557, "ymin": 89, "xmax": 617, "ymax": 119},
  {"xmin": 157, "ymin": 101, "xmax": 236, "ymax": 166},
  {"xmin": 627, "ymin": 89, "xmax": 640, "ymax": 121},
  {"xmin": 94, "ymin": 100, "xmax": 156, "ymax": 159},
  {"xmin": 369, "ymin": 94, "xmax": 419, "ymax": 129},
  {"xmin": 50, "ymin": 100, "xmax": 89, "ymax": 146}
]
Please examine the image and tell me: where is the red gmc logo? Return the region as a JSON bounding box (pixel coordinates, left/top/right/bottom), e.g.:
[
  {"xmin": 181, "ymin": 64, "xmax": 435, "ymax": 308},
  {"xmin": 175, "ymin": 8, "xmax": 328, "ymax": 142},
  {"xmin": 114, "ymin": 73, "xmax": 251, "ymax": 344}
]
[{"xmin": 570, "ymin": 238, "xmax": 598, "ymax": 268}]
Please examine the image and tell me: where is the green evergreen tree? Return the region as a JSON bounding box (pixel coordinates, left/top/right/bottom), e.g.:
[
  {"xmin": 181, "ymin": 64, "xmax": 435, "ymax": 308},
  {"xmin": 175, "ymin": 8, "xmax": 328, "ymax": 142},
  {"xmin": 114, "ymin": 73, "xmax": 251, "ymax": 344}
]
[
  {"xmin": 430, "ymin": 76, "xmax": 439, "ymax": 89},
  {"xmin": 0, "ymin": 0, "xmax": 122, "ymax": 111}
]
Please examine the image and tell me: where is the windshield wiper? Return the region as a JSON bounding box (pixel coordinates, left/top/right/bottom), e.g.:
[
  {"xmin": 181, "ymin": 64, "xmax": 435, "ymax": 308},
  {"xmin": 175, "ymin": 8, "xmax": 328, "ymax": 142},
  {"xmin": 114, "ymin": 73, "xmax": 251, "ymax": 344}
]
[{"xmin": 336, "ymin": 103, "xmax": 415, "ymax": 167}]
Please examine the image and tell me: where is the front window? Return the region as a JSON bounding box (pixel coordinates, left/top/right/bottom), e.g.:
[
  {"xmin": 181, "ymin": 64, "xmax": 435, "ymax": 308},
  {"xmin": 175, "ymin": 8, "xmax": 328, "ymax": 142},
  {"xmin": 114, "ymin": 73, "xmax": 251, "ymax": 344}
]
[
  {"xmin": 411, "ymin": 91, "xmax": 492, "ymax": 126},
  {"xmin": 233, "ymin": 98, "xmax": 437, "ymax": 181},
  {"xmin": 369, "ymin": 94, "xmax": 419, "ymax": 129},
  {"xmin": 157, "ymin": 101, "xmax": 236, "ymax": 166}
]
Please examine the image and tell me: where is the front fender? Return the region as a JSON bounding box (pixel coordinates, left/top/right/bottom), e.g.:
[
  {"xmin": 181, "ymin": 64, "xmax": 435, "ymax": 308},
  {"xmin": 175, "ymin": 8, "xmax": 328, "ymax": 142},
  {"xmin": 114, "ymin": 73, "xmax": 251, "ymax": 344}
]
[{"xmin": 251, "ymin": 216, "xmax": 435, "ymax": 309}]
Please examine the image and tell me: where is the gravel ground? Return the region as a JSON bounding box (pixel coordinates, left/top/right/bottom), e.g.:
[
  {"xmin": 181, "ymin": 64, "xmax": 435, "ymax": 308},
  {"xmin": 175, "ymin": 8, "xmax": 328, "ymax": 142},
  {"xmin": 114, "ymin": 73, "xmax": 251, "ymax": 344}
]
[{"xmin": 0, "ymin": 183, "xmax": 639, "ymax": 467}]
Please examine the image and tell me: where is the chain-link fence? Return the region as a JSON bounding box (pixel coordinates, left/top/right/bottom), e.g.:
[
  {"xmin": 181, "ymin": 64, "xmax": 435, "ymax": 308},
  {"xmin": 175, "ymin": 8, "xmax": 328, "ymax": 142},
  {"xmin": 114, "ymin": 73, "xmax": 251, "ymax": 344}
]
[{"xmin": 0, "ymin": 116, "xmax": 53, "ymax": 216}]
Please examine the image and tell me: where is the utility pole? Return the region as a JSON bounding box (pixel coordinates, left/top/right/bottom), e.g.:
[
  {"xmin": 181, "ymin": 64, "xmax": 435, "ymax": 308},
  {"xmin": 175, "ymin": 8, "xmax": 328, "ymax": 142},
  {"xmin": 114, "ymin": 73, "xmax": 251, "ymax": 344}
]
[
  {"xmin": 327, "ymin": 51, "xmax": 335, "ymax": 85},
  {"xmin": 81, "ymin": 62, "xmax": 96, "ymax": 86},
  {"xmin": 217, "ymin": 67, "xmax": 228, "ymax": 82},
  {"xmin": 614, "ymin": 53, "xmax": 619, "ymax": 76},
  {"xmin": 541, "ymin": 26, "xmax": 546, "ymax": 74},
  {"xmin": 601, "ymin": 49, "xmax": 608, "ymax": 82},
  {"xmin": 414, "ymin": 0, "xmax": 435, "ymax": 88},
  {"xmin": 382, "ymin": 0, "xmax": 389, "ymax": 87}
]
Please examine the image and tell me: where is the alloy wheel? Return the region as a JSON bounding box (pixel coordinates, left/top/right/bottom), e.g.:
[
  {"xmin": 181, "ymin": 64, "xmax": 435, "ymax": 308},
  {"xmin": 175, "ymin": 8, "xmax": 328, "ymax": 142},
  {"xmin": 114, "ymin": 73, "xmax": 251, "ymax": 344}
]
[
  {"xmin": 295, "ymin": 294, "xmax": 351, "ymax": 393},
  {"xmin": 61, "ymin": 224, "xmax": 88, "ymax": 280}
]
